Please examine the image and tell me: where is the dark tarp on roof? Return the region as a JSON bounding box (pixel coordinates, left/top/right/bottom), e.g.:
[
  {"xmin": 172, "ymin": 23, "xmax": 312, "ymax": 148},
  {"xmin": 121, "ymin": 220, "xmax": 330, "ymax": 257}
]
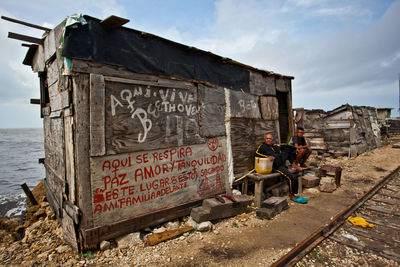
[{"xmin": 62, "ymin": 16, "xmax": 250, "ymax": 92}]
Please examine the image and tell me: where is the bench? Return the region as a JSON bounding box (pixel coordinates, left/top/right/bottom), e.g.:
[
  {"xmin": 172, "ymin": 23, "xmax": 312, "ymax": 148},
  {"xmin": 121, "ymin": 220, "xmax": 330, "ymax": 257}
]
[{"xmin": 242, "ymin": 169, "xmax": 303, "ymax": 207}]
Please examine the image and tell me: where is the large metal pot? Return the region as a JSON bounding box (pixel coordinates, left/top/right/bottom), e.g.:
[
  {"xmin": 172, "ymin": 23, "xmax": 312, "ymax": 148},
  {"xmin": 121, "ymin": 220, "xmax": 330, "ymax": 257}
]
[{"xmin": 255, "ymin": 157, "xmax": 273, "ymax": 174}]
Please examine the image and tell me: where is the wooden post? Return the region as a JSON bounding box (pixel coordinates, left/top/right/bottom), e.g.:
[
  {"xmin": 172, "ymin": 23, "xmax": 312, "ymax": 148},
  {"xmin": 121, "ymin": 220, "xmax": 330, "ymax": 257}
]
[
  {"xmin": 254, "ymin": 180, "xmax": 264, "ymax": 207},
  {"xmin": 21, "ymin": 183, "xmax": 38, "ymax": 205}
]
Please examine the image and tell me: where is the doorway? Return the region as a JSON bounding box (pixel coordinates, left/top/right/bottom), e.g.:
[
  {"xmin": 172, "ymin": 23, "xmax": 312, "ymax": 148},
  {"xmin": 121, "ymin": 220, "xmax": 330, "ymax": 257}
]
[{"xmin": 277, "ymin": 91, "xmax": 290, "ymax": 143}]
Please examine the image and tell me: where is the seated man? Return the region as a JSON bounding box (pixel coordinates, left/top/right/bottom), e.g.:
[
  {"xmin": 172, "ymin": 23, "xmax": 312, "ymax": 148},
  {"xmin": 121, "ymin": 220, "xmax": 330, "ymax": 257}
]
[
  {"xmin": 255, "ymin": 133, "xmax": 308, "ymax": 204},
  {"xmin": 290, "ymin": 127, "xmax": 312, "ymax": 168}
]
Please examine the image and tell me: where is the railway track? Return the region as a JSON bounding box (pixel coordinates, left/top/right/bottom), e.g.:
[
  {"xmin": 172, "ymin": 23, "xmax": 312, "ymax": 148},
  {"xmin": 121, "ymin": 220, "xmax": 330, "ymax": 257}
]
[{"xmin": 271, "ymin": 166, "xmax": 400, "ymax": 267}]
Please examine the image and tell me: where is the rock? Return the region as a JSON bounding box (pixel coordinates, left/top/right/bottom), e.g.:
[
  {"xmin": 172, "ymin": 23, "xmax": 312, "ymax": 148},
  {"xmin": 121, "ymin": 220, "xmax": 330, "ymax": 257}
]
[
  {"xmin": 153, "ymin": 226, "xmax": 167, "ymax": 234},
  {"xmin": 271, "ymin": 188, "xmax": 280, "ymax": 197},
  {"xmin": 37, "ymin": 251, "xmax": 48, "ymax": 259},
  {"xmin": 40, "ymin": 201, "xmax": 49, "ymax": 209},
  {"xmin": 48, "ymin": 253, "xmax": 56, "ymax": 261},
  {"xmin": 197, "ymin": 221, "xmax": 214, "ymax": 232},
  {"xmin": 185, "ymin": 217, "xmax": 198, "ymax": 229},
  {"xmin": 100, "ymin": 240, "xmax": 111, "ymax": 251},
  {"xmin": 280, "ymin": 183, "xmax": 289, "ymax": 194},
  {"xmin": 392, "ymin": 143, "xmax": 400, "ymax": 148},
  {"xmin": 56, "ymin": 245, "xmax": 70, "ymax": 253},
  {"xmin": 304, "ymin": 188, "xmax": 320, "ymax": 194},
  {"xmin": 165, "ymin": 221, "xmax": 180, "ymax": 230},
  {"xmin": 46, "ymin": 209, "xmax": 56, "ymax": 220},
  {"xmin": 319, "ymin": 177, "xmax": 336, "ymax": 192},
  {"xmin": 116, "ymin": 232, "xmax": 141, "ymax": 248},
  {"xmin": 232, "ymin": 189, "xmax": 242, "ymax": 196},
  {"xmin": 104, "ymin": 250, "xmax": 112, "ymax": 258}
]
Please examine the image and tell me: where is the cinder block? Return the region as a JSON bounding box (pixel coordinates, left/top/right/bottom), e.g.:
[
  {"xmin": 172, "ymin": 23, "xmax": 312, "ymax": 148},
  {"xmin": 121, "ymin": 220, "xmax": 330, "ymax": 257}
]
[
  {"xmin": 191, "ymin": 195, "xmax": 252, "ymax": 223},
  {"xmin": 302, "ymin": 175, "xmax": 320, "ymax": 188},
  {"xmin": 190, "ymin": 206, "xmax": 211, "ymax": 223},
  {"xmin": 319, "ymin": 176, "xmax": 336, "ymax": 192},
  {"xmin": 256, "ymin": 208, "xmax": 277, "ymax": 220},
  {"xmin": 261, "ymin": 197, "xmax": 288, "ymax": 214}
]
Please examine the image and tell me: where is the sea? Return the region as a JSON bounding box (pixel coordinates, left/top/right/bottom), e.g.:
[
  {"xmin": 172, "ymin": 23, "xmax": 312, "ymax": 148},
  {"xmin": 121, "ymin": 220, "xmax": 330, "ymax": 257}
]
[{"xmin": 0, "ymin": 128, "xmax": 45, "ymax": 217}]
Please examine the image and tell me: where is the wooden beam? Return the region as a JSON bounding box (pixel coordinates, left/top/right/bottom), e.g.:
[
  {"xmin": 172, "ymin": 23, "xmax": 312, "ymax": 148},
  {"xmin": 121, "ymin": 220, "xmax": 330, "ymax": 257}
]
[
  {"xmin": 21, "ymin": 183, "xmax": 38, "ymax": 206},
  {"xmin": 8, "ymin": 32, "xmax": 43, "ymax": 45},
  {"xmin": 1, "ymin": 16, "xmax": 51, "ymax": 31},
  {"xmin": 83, "ymin": 199, "xmax": 202, "ymax": 249},
  {"xmin": 100, "ymin": 15, "xmax": 129, "ymax": 29},
  {"xmin": 145, "ymin": 226, "xmax": 193, "ymax": 246},
  {"xmin": 30, "ymin": 98, "xmax": 40, "ymax": 104}
]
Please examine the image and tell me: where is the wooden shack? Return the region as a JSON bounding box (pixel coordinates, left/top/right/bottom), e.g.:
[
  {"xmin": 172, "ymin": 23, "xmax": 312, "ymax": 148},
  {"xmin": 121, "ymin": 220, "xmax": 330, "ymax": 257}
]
[
  {"xmin": 294, "ymin": 108, "xmax": 327, "ymax": 153},
  {"xmin": 16, "ymin": 14, "xmax": 294, "ymax": 250},
  {"xmin": 298, "ymin": 104, "xmax": 381, "ymax": 157}
]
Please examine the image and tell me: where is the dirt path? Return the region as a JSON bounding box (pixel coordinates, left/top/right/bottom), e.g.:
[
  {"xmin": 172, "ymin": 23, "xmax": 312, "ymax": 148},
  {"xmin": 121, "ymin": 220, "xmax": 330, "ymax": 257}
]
[
  {"xmin": 150, "ymin": 144, "xmax": 400, "ymax": 266},
  {"xmin": 1, "ymin": 143, "xmax": 399, "ymax": 266}
]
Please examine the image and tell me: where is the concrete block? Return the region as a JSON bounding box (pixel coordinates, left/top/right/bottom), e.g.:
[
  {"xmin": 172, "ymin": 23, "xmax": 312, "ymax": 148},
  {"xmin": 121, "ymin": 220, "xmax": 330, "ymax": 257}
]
[
  {"xmin": 190, "ymin": 206, "xmax": 211, "ymax": 223},
  {"xmin": 256, "ymin": 208, "xmax": 277, "ymax": 220},
  {"xmin": 190, "ymin": 195, "xmax": 252, "ymax": 223},
  {"xmin": 319, "ymin": 176, "xmax": 336, "ymax": 192},
  {"xmin": 302, "ymin": 175, "xmax": 320, "ymax": 188},
  {"xmin": 261, "ymin": 197, "xmax": 288, "ymax": 214}
]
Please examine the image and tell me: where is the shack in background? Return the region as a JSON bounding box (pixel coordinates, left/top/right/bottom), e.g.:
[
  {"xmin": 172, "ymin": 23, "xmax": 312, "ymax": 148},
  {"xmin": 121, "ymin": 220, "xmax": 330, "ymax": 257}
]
[
  {"xmin": 12, "ymin": 15, "xmax": 295, "ymax": 249},
  {"xmin": 295, "ymin": 104, "xmax": 381, "ymax": 157}
]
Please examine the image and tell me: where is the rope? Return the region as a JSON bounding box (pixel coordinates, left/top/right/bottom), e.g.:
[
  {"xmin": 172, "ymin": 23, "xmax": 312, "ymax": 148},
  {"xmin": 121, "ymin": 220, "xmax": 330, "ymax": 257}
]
[{"xmin": 233, "ymin": 169, "xmax": 255, "ymax": 183}]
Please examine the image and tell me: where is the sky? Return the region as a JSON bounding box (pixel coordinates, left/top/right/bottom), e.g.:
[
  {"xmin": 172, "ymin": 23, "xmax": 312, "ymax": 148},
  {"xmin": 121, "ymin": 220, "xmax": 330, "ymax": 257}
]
[{"xmin": 0, "ymin": 0, "xmax": 399, "ymax": 128}]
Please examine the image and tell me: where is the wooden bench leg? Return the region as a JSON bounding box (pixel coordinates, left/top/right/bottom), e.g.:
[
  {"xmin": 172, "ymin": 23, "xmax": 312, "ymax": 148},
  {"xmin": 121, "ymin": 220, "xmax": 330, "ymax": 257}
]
[
  {"xmin": 298, "ymin": 176, "xmax": 303, "ymax": 194},
  {"xmin": 254, "ymin": 180, "xmax": 264, "ymax": 207},
  {"xmin": 242, "ymin": 179, "xmax": 248, "ymax": 195}
]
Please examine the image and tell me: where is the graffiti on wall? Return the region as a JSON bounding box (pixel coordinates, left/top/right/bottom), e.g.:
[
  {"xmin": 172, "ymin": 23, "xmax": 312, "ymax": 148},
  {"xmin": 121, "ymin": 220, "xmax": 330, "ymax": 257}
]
[
  {"xmin": 109, "ymin": 85, "xmax": 199, "ymax": 143},
  {"xmin": 90, "ymin": 138, "xmax": 227, "ymax": 226}
]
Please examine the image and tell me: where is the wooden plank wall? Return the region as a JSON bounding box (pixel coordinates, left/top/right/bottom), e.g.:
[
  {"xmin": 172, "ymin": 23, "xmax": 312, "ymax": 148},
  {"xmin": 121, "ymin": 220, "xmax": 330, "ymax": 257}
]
[
  {"xmin": 198, "ymin": 84, "xmax": 227, "ymax": 137},
  {"xmin": 90, "ymin": 138, "xmax": 228, "ymax": 227},
  {"xmin": 104, "ymin": 78, "xmax": 205, "ymax": 154},
  {"xmin": 230, "ymin": 70, "xmax": 282, "ymax": 177},
  {"xmin": 63, "ymin": 60, "xmax": 293, "ymax": 248},
  {"xmin": 40, "ymin": 19, "xmax": 82, "ymax": 249},
  {"xmin": 85, "ymin": 74, "xmax": 231, "ymax": 230},
  {"xmin": 302, "ymin": 110, "xmax": 326, "ymax": 151},
  {"xmin": 314, "ymin": 105, "xmax": 383, "ymax": 157},
  {"xmin": 73, "ymin": 74, "xmax": 93, "ymax": 229}
]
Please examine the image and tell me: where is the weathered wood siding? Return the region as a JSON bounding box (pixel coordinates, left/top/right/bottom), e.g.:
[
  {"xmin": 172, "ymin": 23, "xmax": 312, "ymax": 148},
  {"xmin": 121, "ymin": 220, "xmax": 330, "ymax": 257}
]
[
  {"xmin": 301, "ymin": 109, "xmax": 326, "ymax": 151},
  {"xmin": 302, "ymin": 105, "xmax": 382, "ymax": 157},
  {"xmin": 229, "ymin": 72, "xmax": 282, "ymax": 177},
  {"xmin": 103, "ymin": 77, "xmax": 205, "ymax": 154},
  {"xmin": 90, "ymin": 138, "xmax": 227, "ymax": 227}
]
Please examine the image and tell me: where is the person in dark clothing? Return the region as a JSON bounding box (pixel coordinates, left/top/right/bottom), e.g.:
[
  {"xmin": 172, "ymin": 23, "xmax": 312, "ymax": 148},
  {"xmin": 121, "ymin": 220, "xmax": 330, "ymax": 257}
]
[
  {"xmin": 290, "ymin": 127, "xmax": 312, "ymax": 168},
  {"xmin": 255, "ymin": 133, "xmax": 308, "ymax": 204}
]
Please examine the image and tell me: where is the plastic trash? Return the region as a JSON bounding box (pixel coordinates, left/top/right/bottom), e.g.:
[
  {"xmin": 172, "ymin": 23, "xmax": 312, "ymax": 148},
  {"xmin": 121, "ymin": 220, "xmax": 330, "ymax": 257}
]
[
  {"xmin": 347, "ymin": 216, "xmax": 374, "ymax": 228},
  {"xmin": 343, "ymin": 234, "xmax": 359, "ymax": 242}
]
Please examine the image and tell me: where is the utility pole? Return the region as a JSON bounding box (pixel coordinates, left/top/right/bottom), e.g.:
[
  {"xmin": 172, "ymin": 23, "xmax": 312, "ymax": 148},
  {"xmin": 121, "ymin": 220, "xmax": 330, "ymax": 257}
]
[{"xmin": 398, "ymin": 74, "xmax": 400, "ymax": 117}]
